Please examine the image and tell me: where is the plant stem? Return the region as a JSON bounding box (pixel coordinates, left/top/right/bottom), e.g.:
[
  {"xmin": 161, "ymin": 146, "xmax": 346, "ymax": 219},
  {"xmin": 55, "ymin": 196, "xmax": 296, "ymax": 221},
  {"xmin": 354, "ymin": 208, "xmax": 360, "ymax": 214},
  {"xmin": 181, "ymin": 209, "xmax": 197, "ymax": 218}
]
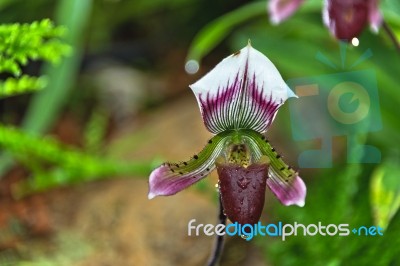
[
  {"xmin": 382, "ymin": 20, "xmax": 400, "ymax": 53},
  {"xmin": 207, "ymin": 193, "xmax": 227, "ymax": 266}
]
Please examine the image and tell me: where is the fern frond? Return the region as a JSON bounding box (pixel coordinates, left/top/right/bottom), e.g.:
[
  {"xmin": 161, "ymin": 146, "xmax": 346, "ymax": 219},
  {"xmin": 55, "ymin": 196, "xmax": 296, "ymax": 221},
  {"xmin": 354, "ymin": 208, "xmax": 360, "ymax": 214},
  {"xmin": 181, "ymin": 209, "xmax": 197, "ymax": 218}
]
[
  {"xmin": 0, "ymin": 124, "xmax": 153, "ymax": 197},
  {"xmin": 0, "ymin": 75, "xmax": 47, "ymax": 98},
  {"xmin": 0, "ymin": 19, "xmax": 70, "ymax": 76}
]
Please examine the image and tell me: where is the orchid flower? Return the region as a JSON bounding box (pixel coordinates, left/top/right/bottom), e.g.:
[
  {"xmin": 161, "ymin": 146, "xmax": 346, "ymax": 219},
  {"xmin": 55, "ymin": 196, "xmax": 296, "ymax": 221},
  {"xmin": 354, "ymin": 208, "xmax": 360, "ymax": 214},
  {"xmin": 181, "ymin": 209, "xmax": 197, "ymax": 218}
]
[
  {"xmin": 148, "ymin": 43, "xmax": 306, "ymax": 225},
  {"xmin": 268, "ymin": 0, "xmax": 382, "ymax": 41}
]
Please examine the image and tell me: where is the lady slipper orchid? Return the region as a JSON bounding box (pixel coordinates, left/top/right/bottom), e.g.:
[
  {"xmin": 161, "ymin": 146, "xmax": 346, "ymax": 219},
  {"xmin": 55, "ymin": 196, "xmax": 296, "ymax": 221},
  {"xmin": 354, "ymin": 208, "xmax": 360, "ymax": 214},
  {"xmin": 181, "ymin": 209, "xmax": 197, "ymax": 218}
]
[
  {"xmin": 148, "ymin": 43, "xmax": 306, "ymax": 225},
  {"xmin": 268, "ymin": 0, "xmax": 382, "ymax": 41}
]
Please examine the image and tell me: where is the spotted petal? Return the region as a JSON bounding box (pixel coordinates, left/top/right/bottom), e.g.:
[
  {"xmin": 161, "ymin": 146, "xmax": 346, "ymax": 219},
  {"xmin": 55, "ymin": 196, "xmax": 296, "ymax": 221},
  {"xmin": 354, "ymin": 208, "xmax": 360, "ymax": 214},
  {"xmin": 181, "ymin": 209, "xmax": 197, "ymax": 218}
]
[
  {"xmin": 240, "ymin": 129, "xmax": 306, "ymax": 207},
  {"xmin": 148, "ymin": 131, "xmax": 232, "ymax": 199},
  {"xmin": 268, "ymin": 0, "xmax": 305, "ymax": 24},
  {"xmin": 189, "ymin": 43, "xmax": 296, "ymax": 135}
]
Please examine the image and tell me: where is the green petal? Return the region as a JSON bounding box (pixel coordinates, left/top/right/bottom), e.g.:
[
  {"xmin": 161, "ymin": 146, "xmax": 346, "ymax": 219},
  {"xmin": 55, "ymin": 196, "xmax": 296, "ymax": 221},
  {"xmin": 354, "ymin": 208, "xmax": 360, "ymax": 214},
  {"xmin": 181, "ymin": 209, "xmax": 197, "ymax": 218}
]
[{"xmin": 148, "ymin": 130, "xmax": 233, "ymax": 199}]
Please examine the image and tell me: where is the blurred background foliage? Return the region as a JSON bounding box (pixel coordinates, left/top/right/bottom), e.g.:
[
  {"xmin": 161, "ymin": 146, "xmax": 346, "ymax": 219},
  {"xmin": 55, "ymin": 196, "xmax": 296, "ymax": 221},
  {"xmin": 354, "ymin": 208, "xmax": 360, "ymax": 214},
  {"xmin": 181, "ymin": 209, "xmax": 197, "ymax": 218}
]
[{"xmin": 0, "ymin": 0, "xmax": 399, "ymax": 265}]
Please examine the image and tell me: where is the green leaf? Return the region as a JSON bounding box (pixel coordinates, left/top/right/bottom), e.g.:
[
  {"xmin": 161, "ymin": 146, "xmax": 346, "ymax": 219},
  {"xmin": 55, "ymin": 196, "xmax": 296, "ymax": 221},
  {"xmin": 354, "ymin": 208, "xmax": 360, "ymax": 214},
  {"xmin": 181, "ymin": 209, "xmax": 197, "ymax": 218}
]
[
  {"xmin": 370, "ymin": 159, "xmax": 400, "ymax": 230},
  {"xmin": 186, "ymin": 1, "xmax": 266, "ymax": 63},
  {"xmin": 186, "ymin": 0, "xmax": 322, "ymax": 64}
]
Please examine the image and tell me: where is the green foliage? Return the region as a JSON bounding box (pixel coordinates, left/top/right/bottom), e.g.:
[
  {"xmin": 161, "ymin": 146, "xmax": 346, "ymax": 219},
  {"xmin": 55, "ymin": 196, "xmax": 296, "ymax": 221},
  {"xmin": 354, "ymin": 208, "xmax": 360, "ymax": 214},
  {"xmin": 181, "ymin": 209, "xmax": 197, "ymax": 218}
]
[
  {"xmin": 21, "ymin": 0, "xmax": 92, "ymax": 135},
  {"xmin": 0, "ymin": 19, "xmax": 70, "ymax": 75},
  {"xmin": 0, "ymin": 5, "xmax": 155, "ymax": 200},
  {"xmin": 0, "ymin": 124, "xmax": 153, "ymax": 198},
  {"xmin": 186, "ymin": 1, "xmax": 266, "ymax": 63},
  {"xmin": 83, "ymin": 109, "xmax": 109, "ymax": 154},
  {"xmin": 0, "ymin": 0, "xmax": 92, "ymax": 176},
  {"xmin": 370, "ymin": 158, "xmax": 400, "ymax": 230},
  {"xmin": 0, "ymin": 75, "xmax": 47, "ymax": 98},
  {"xmin": 0, "ymin": 19, "xmax": 70, "ymax": 97},
  {"xmin": 186, "ymin": 0, "xmax": 322, "ymax": 63}
]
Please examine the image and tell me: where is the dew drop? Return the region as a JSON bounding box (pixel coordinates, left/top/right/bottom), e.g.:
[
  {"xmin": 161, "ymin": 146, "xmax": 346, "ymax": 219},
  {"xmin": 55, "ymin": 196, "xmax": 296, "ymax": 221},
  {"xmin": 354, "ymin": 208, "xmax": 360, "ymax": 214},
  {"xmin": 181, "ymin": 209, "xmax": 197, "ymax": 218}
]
[
  {"xmin": 351, "ymin": 37, "xmax": 359, "ymax": 47},
  {"xmin": 237, "ymin": 178, "xmax": 250, "ymax": 189},
  {"xmin": 185, "ymin": 59, "xmax": 200, "ymax": 74},
  {"xmin": 241, "ymin": 234, "xmax": 248, "ymax": 240}
]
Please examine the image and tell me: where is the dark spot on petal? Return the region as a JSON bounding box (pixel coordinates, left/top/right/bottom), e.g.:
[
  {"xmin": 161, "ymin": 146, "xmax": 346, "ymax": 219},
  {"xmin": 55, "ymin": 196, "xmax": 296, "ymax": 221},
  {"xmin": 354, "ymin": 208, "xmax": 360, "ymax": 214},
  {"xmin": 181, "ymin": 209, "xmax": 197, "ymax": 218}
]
[
  {"xmin": 261, "ymin": 135, "xmax": 265, "ymax": 140},
  {"xmin": 271, "ymin": 148, "xmax": 275, "ymax": 152},
  {"xmin": 288, "ymin": 166, "xmax": 292, "ymax": 170},
  {"xmin": 194, "ymin": 155, "xmax": 199, "ymax": 159},
  {"xmin": 183, "ymin": 162, "xmax": 188, "ymax": 166},
  {"xmin": 179, "ymin": 172, "xmax": 183, "ymax": 175},
  {"xmin": 175, "ymin": 164, "xmax": 179, "ymax": 167},
  {"xmin": 288, "ymin": 174, "xmax": 292, "ymax": 177},
  {"xmin": 208, "ymin": 139, "xmax": 212, "ymax": 144},
  {"xmin": 171, "ymin": 169, "xmax": 175, "ymax": 173},
  {"xmin": 276, "ymin": 155, "xmax": 281, "ymax": 159},
  {"xmin": 280, "ymin": 167, "xmax": 285, "ymax": 171},
  {"xmin": 206, "ymin": 168, "xmax": 210, "ymax": 171},
  {"xmin": 201, "ymin": 173, "xmax": 204, "ymax": 176},
  {"xmin": 285, "ymin": 179, "xmax": 289, "ymax": 182}
]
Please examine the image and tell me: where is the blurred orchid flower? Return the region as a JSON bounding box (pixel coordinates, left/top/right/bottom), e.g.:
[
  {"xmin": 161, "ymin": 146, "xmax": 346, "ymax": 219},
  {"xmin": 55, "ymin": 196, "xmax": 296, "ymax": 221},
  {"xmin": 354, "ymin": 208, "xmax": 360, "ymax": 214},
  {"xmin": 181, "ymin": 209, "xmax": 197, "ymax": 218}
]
[
  {"xmin": 268, "ymin": 0, "xmax": 383, "ymax": 41},
  {"xmin": 148, "ymin": 43, "xmax": 306, "ymax": 225}
]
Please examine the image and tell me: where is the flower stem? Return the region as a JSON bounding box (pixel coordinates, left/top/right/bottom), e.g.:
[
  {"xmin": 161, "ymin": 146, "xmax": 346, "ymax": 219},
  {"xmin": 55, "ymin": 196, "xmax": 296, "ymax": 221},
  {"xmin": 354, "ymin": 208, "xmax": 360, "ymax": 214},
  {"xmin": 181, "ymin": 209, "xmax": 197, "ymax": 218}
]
[
  {"xmin": 207, "ymin": 193, "xmax": 227, "ymax": 266},
  {"xmin": 382, "ymin": 20, "xmax": 400, "ymax": 53}
]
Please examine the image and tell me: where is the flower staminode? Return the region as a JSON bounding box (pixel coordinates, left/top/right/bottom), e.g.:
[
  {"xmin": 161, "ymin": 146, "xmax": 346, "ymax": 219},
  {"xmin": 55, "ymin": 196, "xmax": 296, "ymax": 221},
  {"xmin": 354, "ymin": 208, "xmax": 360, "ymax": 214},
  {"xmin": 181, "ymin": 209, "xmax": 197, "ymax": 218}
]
[{"xmin": 148, "ymin": 42, "xmax": 306, "ymax": 225}]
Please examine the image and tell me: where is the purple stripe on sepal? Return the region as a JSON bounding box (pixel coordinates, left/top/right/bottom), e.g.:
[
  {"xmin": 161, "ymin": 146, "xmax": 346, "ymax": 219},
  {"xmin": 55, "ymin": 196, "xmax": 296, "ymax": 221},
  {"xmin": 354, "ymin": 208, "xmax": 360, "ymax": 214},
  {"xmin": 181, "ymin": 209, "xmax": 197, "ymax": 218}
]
[
  {"xmin": 190, "ymin": 44, "xmax": 295, "ymax": 135},
  {"xmin": 217, "ymin": 162, "xmax": 269, "ymax": 225},
  {"xmin": 198, "ymin": 69, "xmax": 282, "ymax": 134}
]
